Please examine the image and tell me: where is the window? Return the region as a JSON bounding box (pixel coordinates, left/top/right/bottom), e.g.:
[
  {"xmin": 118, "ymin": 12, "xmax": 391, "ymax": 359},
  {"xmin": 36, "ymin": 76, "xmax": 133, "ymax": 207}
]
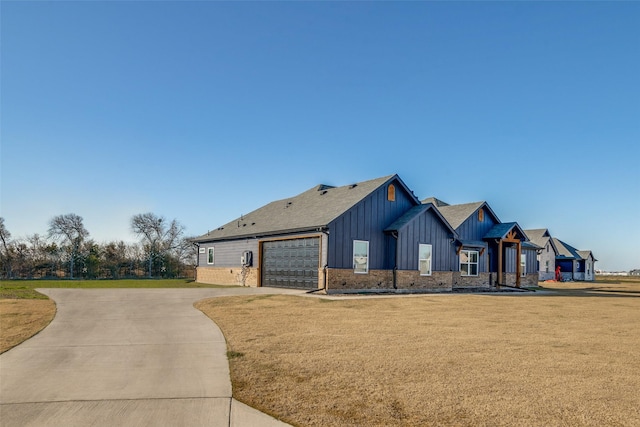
[
  {"xmin": 207, "ymin": 247, "xmax": 215, "ymax": 265},
  {"xmin": 387, "ymin": 184, "xmax": 396, "ymax": 201},
  {"xmin": 460, "ymin": 250, "xmax": 478, "ymax": 276},
  {"xmin": 545, "ymin": 260, "xmax": 549, "ymax": 273},
  {"xmin": 520, "ymin": 254, "xmax": 526, "ymax": 277},
  {"xmin": 353, "ymin": 240, "xmax": 369, "ymax": 274},
  {"xmin": 418, "ymin": 244, "xmax": 432, "ymax": 276}
]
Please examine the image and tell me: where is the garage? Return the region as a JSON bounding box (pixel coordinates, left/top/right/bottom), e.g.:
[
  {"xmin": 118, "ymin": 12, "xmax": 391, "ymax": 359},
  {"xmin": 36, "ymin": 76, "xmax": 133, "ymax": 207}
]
[{"xmin": 261, "ymin": 237, "xmax": 320, "ymax": 289}]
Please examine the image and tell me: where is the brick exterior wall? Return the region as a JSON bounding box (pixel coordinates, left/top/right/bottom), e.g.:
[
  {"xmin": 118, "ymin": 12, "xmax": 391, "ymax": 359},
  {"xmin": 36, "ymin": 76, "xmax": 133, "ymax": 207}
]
[
  {"xmin": 325, "ymin": 269, "xmax": 453, "ymax": 293},
  {"xmin": 520, "ymin": 273, "xmax": 539, "ymax": 288},
  {"xmin": 499, "ymin": 273, "xmax": 538, "ymax": 288},
  {"xmin": 395, "ymin": 271, "xmax": 453, "ymax": 291},
  {"xmin": 196, "ymin": 266, "xmax": 258, "ymax": 287},
  {"xmin": 326, "ymin": 268, "xmax": 394, "ymax": 292},
  {"xmin": 452, "ymin": 272, "xmax": 491, "ymax": 289}
]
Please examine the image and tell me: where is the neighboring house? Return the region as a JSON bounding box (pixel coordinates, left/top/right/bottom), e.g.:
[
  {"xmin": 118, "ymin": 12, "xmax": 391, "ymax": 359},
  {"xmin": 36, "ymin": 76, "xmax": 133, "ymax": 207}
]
[
  {"xmin": 524, "ymin": 229, "xmax": 558, "ymax": 281},
  {"xmin": 552, "ymin": 238, "xmax": 597, "ymax": 282},
  {"xmin": 428, "ymin": 200, "xmax": 539, "ymax": 288},
  {"xmin": 577, "ymin": 250, "xmax": 597, "ymax": 281}
]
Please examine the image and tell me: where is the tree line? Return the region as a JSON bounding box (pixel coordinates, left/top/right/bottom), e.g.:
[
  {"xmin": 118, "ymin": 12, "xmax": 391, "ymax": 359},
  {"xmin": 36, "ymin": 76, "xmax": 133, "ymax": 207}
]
[{"xmin": 0, "ymin": 214, "xmax": 197, "ymax": 280}]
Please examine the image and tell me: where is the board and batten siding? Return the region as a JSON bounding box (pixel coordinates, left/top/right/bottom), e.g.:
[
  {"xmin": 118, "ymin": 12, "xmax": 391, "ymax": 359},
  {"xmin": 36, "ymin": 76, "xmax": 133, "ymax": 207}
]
[
  {"xmin": 504, "ymin": 246, "xmax": 538, "ymax": 274},
  {"xmin": 455, "ymin": 209, "xmax": 498, "ymax": 242},
  {"xmin": 395, "ymin": 209, "xmax": 455, "ymax": 271},
  {"xmin": 455, "ymin": 212, "xmax": 498, "ymax": 274},
  {"xmin": 198, "ymin": 239, "xmax": 259, "ymax": 267},
  {"xmin": 327, "ymin": 179, "xmax": 417, "ymax": 270},
  {"xmin": 538, "ymin": 240, "xmax": 556, "ymax": 281}
]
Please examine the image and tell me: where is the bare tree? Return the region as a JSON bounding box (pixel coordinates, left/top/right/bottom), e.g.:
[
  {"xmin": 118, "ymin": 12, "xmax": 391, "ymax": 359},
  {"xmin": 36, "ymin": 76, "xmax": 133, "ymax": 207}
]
[
  {"xmin": 48, "ymin": 213, "xmax": 89, "ymax": 279},
  {"xmin": 0, "ymin": 217, "xmax": 13, "ymax": 278},
  {"xmin": 131, "ymin": 213, "xmax": 185, "ymax": 278}
]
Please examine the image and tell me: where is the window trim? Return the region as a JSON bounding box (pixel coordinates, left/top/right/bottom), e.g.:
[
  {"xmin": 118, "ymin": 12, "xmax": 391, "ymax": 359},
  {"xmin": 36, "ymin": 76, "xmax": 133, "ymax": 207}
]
[
  {"xmin": 207, "ymin": 247, "xmax": 215, "ymax": 265},
  {"xmin": 418, "ymin": 243, "xmax": 432, "ymax": 276},
  {"xmin": 459, "ymin": 249, "xmax": 479, "ymax": 276},
  {"xmin": 520, "ymin": 253, "xmax": 526, "ymax": 277},
  {"xmin": 353, "ymin": 240, "xmax": 369, "ymax": 274}
]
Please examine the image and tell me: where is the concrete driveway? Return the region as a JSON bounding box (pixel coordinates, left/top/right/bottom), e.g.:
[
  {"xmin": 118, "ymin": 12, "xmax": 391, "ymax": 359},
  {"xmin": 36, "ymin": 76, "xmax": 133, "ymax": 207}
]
[{"xmin": 0, "ymin": 287, "xmax": 302, "ymax": 427}]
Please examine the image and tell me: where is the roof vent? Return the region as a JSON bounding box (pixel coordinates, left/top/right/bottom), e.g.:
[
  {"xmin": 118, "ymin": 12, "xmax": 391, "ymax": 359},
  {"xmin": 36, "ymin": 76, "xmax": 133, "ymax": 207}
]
[
  {"xmin": 349, "ymin": 184, "xmax": 358, "ymax": 189},
  {"xmin": 317, "ymin": 184, "xmax": 335, "ymax": 191},
  {"xmin": 321, "ymin": 190, "xmax": 328, "ymax": 195}
]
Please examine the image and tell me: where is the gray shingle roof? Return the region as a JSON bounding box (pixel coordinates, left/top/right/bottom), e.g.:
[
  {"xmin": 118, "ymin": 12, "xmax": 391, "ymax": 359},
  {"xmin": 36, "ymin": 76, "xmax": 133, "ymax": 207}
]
[
  {"xmin": 193, "ymin": 175, "xmax": 400, "ymax": 242},
  {"xmin": 483, "ymin": 222, "xmax": 527, "ymax": 240},
  {"xmin": 524, "ymin": 229, "xmax": 551, "ymax": 248},
  {"xmin": 435, "ymin": 201, "xmax": 486, "ymax": 230},
  {"xmin": 421, "ymin": 197, "xmax": 450, "ymax": 207},
  {"xmin": 384, "ymin": 203, "xmax": 457, "ymax": 236},
  {"xmin": 577, "ymin": 250, "xmax": 597, "ymax": 261},
  {"xmin": 553, "ymin": 238, "xmax": 580, "ymax": 259}
]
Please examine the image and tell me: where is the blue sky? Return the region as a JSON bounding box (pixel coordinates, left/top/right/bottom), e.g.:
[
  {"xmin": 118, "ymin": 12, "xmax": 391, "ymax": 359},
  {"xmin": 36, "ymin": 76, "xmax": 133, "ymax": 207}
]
[{"xmin": 2, "ymin": 1, "xmax": 639, "ymax": 271}]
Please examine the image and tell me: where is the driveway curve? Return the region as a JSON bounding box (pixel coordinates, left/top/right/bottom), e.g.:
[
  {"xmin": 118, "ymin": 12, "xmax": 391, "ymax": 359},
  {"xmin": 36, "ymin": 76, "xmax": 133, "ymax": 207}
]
[{"xmin": 0, "ymin": 287, "xmax": 301, "ymax": 427}]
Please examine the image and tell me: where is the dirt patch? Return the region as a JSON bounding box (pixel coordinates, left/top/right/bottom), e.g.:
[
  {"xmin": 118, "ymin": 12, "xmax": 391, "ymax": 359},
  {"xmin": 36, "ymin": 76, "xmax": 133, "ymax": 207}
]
[
  {"xmin": 0, "ymin": 299, "xmax": 56, "ymax": 353},
  {"xmin": 196, "ymin": 284, "xmax": 640, "ymax": 426}
]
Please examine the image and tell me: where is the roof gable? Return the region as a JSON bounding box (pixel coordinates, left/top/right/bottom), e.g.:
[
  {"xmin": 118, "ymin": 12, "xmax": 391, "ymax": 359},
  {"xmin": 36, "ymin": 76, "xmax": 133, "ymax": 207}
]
[
  {"xmin": 435, "ymin": 201, "xmax": 500, "ymax": 230},
  {"xmin": 384, "ymin": 203, "xmax": 457, "ymax": 237},
  {"xmin": 577, "ymin": 250, "xmax": 597, "ymax": 262},
  {"xmin": 194, "ymin": 175, "xmax": 411, "ymax": 242},
  {"xmin": 421, "ymin": 197, "xmax": 450, "ymax": 207},
  {"xmin": 483, "ymin": 222, "xmax": 529, "ymax": 241},
  {"xmin": 524, "ymin": 228, "xmax": 552, "ymax": 248},
  {"xmin": 553, "ymin": 238, "xmax": 581, "ymax": 259}
]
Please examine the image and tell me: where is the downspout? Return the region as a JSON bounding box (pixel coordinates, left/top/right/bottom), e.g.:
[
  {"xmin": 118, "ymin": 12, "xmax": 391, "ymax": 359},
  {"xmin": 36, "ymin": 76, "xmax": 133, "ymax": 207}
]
[
  {"xmin": 307, "ymin": 228, "xmax": 329, "ymax": 293},
  {"xmin": 307, "ymin": 264, "xmax": 328, "ymax": 294},
  {"xmin": 392, "ymin": 231, "xmax": 398, "ymax": 290}
]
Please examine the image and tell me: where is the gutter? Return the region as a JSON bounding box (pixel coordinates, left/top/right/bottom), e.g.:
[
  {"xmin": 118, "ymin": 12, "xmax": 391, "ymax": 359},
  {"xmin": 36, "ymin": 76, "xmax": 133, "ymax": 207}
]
[{"xmin": 192, "ymin": 225, "xmax": 327, "ymax": 244}]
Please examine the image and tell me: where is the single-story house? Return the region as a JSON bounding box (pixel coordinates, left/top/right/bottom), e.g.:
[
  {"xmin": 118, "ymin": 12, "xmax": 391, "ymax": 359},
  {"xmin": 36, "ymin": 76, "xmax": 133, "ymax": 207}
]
[
  {"xmin": 193, "ymin": 175, "xmax": 555, "ymax": 292},
  {"xmin": 524, "ymin": 228, "xmax": 558, "ymax": 281},
  {"xmin": 553, "ymin": 238, "xmax": 597, "ymax": 282},
  {"xmin": 426, "ymin": 199, "xmax": 540, "ymax": 288}
]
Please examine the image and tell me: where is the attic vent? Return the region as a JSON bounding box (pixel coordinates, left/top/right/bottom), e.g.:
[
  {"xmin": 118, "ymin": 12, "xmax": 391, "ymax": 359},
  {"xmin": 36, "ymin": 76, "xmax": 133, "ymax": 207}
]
[
  {"xmin": 349, "ymin": 184, "xmax": 358, "ymax": 189},
  {"xmin": 321, "ymin": 190, "xmax": 328, "ymax": 195},
  {"xmin": 317, "ymin": 184, "xmax": 335, "ymax": 191},
  {"xmin": 387, "ymin": 184, "xmax": 396, "ymax": 201}
]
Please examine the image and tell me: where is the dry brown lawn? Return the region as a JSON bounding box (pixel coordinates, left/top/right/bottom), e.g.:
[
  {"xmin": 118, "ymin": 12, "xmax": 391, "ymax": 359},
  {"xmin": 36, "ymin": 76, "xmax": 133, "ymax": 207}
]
[
  {"xmin": 196, "ymin": 279, "xmax": 640, "ymax": 427},
  {"xmin": 0, "ymin": 299, "xmax": 56, "ymax": 353}
]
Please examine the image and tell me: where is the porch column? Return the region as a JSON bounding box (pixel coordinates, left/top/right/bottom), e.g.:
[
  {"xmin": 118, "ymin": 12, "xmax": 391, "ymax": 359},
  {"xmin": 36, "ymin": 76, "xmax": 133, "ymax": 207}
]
[
  {"xmin": 516, "ymin": 241, "xmax": 521, "ymax": 288},
  {"xmin": 498, "ymin": 239, "xmax": 503, "ymax": 286}
]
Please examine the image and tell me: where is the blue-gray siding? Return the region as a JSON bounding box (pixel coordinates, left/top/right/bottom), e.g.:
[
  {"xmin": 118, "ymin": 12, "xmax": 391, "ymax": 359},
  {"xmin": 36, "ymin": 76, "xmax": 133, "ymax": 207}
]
[
  {"xmin": 504, "ymin": 246, "xmax": 538, "ymax": 274},
  {"xmin": 327, "ymin": 178, "xmax": 417, "ymax": 269},
  {"xmin": 198, "ymin": 239, "xmax": 259, "ymax": 267},
  {"xmin": 455, "ymin": 210, "xmax": 498, "ymax": 274},
  {"xmin": 395, "ymin": 209, "xmax": 455, "ymax": 271},
  {"xmin": 456, "ymin": 211, "xmax": 499, "ymax": 241}
]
